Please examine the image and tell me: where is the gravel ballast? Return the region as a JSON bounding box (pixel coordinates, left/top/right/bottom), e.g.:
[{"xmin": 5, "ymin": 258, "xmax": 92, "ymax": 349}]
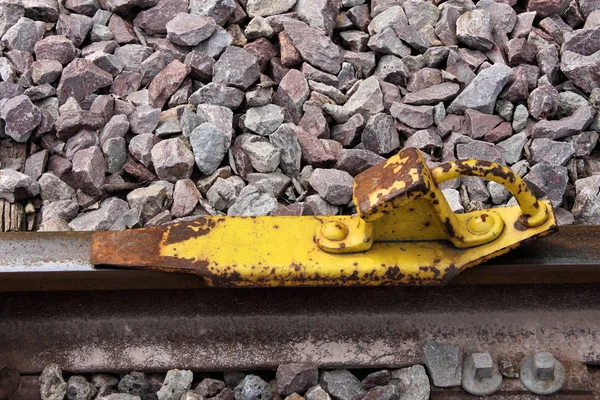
[{"xmin": 0, "ymin": 0, "xmax": 599, "ymax": 231}]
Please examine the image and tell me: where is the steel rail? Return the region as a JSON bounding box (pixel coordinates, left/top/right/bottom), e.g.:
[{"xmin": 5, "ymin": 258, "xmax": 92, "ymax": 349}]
[{"xmin": 0, "ymin": 226, "xmax": 599, "ymax": 291}]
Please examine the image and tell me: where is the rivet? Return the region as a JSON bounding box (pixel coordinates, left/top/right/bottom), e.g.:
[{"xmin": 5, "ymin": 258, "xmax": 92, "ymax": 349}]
[
  {"xmin": 321, "ymin": 222, "xmax": 349, "ymax": 241},
  {"xmin": 467, "ymin": 213, "xmax": 495, "ymax": 235}
]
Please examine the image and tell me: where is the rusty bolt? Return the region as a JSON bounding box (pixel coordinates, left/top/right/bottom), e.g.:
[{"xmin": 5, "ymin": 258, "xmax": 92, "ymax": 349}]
[
  {"xmin": 461, "ymin": 352, "xmax": 502, "ymax": 396},
  {"xmin": 520, "ymin": 352, "xmax": 566, "ymax": 395},
  {"xmin": 473, "ymin": 353, "xmax": 494, "ymax": 380}
]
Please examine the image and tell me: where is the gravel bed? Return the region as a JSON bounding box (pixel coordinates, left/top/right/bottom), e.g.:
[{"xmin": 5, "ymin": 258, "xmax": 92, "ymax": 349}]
[
  {"xmin": 0, "ymin": 0, "xmax": 599, "ymax": 231},
  {"xmin": 15, "ymin": 357, "xmax": 438, "ymax": 400}
]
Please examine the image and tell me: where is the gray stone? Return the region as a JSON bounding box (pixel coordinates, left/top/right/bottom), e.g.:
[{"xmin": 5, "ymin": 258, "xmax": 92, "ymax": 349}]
[
  {"xmin": 69, "ymin": 197, "xmax": 129, "ymax": 231},
  {"xmin": 56, "ymin": 110, "xmax": 104, "ymax": 141},
  {"xmin": 86, "ymin": 52, "xmax": 123, "ymax": 77},
  {"xmin": 129, "ymin": 134, "xmax": 156, "ymax": 168},
  {"xmin": 567, "ymin": 131, "xmax": 599, "ymax": 157},
  {"xmin": 402, "ymin": 83, "xmax": 461, "ymax": 105},
  {"xmin": 277, "ymin": 363, "xmax": 319, "ymax": 396},
  {"xmin": 185, "ymin": 51, "xmax": 214, "ymax": 82},
  {"xmin": 305, "ymin": 385, "xmax": 331, "ymax": 400},
  {"xmin": 304, "ymin": 194, "xmax": 339, "ymax": 215},
  {"xmin": 1, "ymin": 17, "xmax": 45, "ymax": 53},
  {"xmin": 195, "ymin": 379, "xmax": 226, "ymax": 398},
  {"xmin": 99, "ymin": 394, "xmax": 142, "ymax": 400},
  {"xmin": 455, "ymin": 10, "xmax": 494, "ymax": 51},
  {"xmin": 171, "ymin": 179, "xmax": 200, "ymax": 218},
  {"xmin": 57, "ymin": 14, "xmax": 93, "ymax": 48},
  {"xmin": 557, "ymin": 91, "xmax": 590, "ymax": 118},
  {"xmin": 167, "ymin": 13, "xmax": 216, "ymax": 47},
  {"xmin": 246, "ymin": 0, "xmax": 296, "ymax": 17},
  {"xmin": 196, "ymin": 104, "xmax": 234, "ymax": 140},
  {"xmin": 0, "ymin": 2, "xmax": 24, "ymax": 38},
  {"xmin": 367, "ymin": 28, "xmax": 412, "ymax": 58},
  {"xmin": 133, "ymin": 0, "xmax": 187, "ymax": 35},
  {"xmin": 274, "ymin": 69, "xmax": 310, "ymax": 123},
  {"xmin": 65, "ymin": 130, "xmax": 100, "ymax": 160},
  {"xmin": 151, "ymin": 138, "xmax": 194, "ymax": 183},
  {"xmin": 245, "ymin": 16, "xmax": 274, "ymax": 40},
  {"xmin": 57, "ymin": 58, "xmax": 113, "ymax": 104},
  {"xmin": 1, "ymin": 95, "xmax": 41, "ymax": 143},
  {"xmin": 30, "ymin": 58, "xmax": 62, "ymax": 84},
  {"xmin": 528, "ymin": 85, "xmax": 558, "ymax": 120},
  {"xmin": 361, "ymin": 371, "xmax": 391, "ymax": 391},
  {"xmin": 238, "ymin": 134, "xmax": 280, "ymax": 172},
  {"xmin": 532, "ymin": 104, "xmax": 595, "ymax": 139},
  {"xmin": 189, "ymin": 83, "xmax": 244, "ymax": 109},
  {"xmin": 100, "ymin": 114, "xmax": 130, "ymax": 146},
  {"xmin": 572, "ymin": 175, "xmax": 600, "ymax": 224},
  {"xmin": 40, "ymin": 364, "xmax": 68, "ymax": 400},
  {"xmin": 368, "ymin": 6, "xmax": 407, "ymax": 35},
  {"xmin": 296, "ymin": 0, "xmax": 340, "ymax": 36},
  {"xmin": 390, "ymin": 103, "xmax": 434, "ymax": 129},
  {"xmin": 117, "ymin": 371, "xmax": 148, "ymax": 396},
  {"xmin": 269, "ymin": 123, "xmax": 302, "ymax": 177},
  {"xmin": 23, "ymin": 0, "xmax": 60, "ymax": 22},
  {"xmin": 362, "ymin": 113, "xmax": 399, "ymax": 154},
  {"xmin": 404, "ymin": 129, "xmax": 443, "ymax": 155},
  {"xmin": 227, "ymin": 182, "xmax": 277, "ymax": 216},
  {"xmin": 320, "ymin": 370, "xmax": 366, "ymax": 400},
  {"xmin": 190, "ymin": 122, "xmax": 230, "ymax": 175},
  {"xmin": 374, "ymin": 55, "xmax": 409, "ymax": 86},
  {"xmin": 157, "ymin": 370, "xmax": 193, "ymax": 400},
  {"xmin": 213, "ymin": 46, "xmax": 260, "ymax": 90},
  {"xmin": 192, "ymin": 26, "xmax": 233, "ymax": 58},
  {"xmin": 66, "ymin": 376, "xmax": 97, "ymax": 400},
  {"xmin": 512, "ymin": 104, "xmax": 529, "ymax": 132},
  {"xmin": 392, "ymin": 22, "xmax": 431, "ymax": 53},
  {"xmin": 447, "ymin": 64, "xmax": 514, "ymax": 114},
  {"xmin": 102, "ymin": 137, "xmax": 127, "ymax": 174},
  {"xmin": 114, "ymin": 44, "xmax": 153, "ymax": 73},
  {"xmin": 41, "ymin": 200, "xmax": 79, "ymax": 224},
  {"xmin": 488, "ymin": 181, "xmax": 511, "ymax": 204},
  {"xmin": 496, "ymin": 131, "xmax": 527, "ymax": 164},
  {"xmin": 343, "ymin": 77, "xmax": 384, "ymax": 119},
  {"xmin": 441, "ymin": 188, "xmax": 464, "ymax": 213},
  {"xmin": 476, "ymin": 0, "xmax": 516, "ymax": 33},
  {"xmin": 284, "ymin": 19, "xmax": 342, "ymax": 75},
  {"xmin": 0, "ymin": 168, "xmax": 40, "ymax": 202},
  {"xmin": 335, "ymin": 149, "xmax": 385, "ymax": 176},
  {"xmin": 25, "ymin": 84, "xmax": 56, "ymax": 101},
  {"xmin": 129, "ymin": 105, "xmax": 161, "ymax": 134},
  {"xmin": 362, "ymin": 385, "xmax": 399, "ymax": 400},
  {"xmin": 309, "ymin": 169, "xmax": 353, "ymax": 206},
  {"xmin": 524, "ymin": 163, "xmax": 568, "ymax": 207},
  {"xmin": 456, "ymin": 141, "xmax": 503, "ymax": 164},
  {"xmin": 190, "ymin": 0, "xmax": 236, "ymax": 25},
  {"xmin": 127, "ymin": 184, "xmax": 170, "ymax": 224},
  {"xmin": 24, "ymin": 150, "xmax": 48, "ymax": 180},
  {"xmin": 560, "ymin": 50, "xmax": 600, "ymax": 94},
  {"xmin": 72, "ymin": 146, "xmax": 106, "ymax": 196},
  {"xmin": 245, "ymin": 104, "xmax": 285, "ymax": 136},
  {"xmin": 39, "ymin": 172, "xmax": 76, "ymax": 202},
  {"xmin": 206, "ymin": 177, "xmax": 241, "ymax": 210},
  {"xmin": 423, "ymin": 341, "xmax": 462, "ymax": 387},
  {"xmin": 529, "ymin": 138, "xmax": 575, "ymax": 166}
]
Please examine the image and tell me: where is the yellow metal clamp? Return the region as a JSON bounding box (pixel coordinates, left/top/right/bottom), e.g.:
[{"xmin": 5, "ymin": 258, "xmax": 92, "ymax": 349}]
[{"xmin": 91, "ymin": 148, "xmax": 556, "ymax": 287}]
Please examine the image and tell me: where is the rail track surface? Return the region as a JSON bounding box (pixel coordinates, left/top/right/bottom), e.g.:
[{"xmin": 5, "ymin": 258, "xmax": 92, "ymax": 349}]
[{"xmin": 2, "ymin": 226, "xmax": 600, "ymax": 399}]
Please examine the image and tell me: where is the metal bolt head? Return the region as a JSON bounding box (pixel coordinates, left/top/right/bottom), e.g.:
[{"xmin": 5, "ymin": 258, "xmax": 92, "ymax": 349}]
[
  {"xmin": 534, "ymin": 352, "xmax": 555, "ymax": 380},
  {"xmin": 467, "ymin": 213, "xmax": 495, "ymax": 235},
  {"xmin": 472, "ymin": 352, "xmax": 494, "ymax": 380},
  {"xmin": 321, "ymin": 221, "xmax": 349, "ymax": 241}
]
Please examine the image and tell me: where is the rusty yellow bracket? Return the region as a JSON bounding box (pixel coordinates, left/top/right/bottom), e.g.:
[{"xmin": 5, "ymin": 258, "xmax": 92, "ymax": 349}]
[{"xmin": 91, "ymin": 148, "xmax": 556, "ymax": 287}]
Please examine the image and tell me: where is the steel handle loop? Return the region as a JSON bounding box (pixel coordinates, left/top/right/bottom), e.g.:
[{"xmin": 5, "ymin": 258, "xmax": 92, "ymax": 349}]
[{"xmin": 430, "ymin": 159, "xmax": 548, "ymax": 227}]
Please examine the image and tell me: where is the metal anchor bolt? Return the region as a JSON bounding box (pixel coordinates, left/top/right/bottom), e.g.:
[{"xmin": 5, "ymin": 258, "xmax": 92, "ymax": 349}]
[
  {"xmin": 461, "ymin": 352, "xmax": 502, "ymax": 396},
  {"xmin": 321, "ymin": 221, "xmax": 349, "ymax": 241},
  {"xmin": 520, "ymin": 352, "xmax": 566, "ymax": 395}
]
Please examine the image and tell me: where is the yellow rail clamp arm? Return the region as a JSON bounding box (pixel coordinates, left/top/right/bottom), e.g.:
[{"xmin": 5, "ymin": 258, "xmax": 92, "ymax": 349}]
[{"xmin": 91, "ymin": 147, "xmax": 556, "ymax": 287}]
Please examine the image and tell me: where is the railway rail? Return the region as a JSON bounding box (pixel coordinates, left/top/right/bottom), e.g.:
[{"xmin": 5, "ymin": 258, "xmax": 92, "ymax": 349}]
[{"xmin": 2, "ymin": 149, "xmax": 600, "ymax": 399}]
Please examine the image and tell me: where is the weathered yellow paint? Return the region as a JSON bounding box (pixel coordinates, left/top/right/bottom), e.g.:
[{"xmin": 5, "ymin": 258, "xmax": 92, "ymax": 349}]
[{"xmin": 91, "ymin": 147, "xmax": 557, "ymax": 287}]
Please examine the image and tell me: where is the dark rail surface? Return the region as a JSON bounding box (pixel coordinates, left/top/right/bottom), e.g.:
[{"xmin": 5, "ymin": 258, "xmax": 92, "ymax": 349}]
[{"xmin": 0, "ymin": 226, "xmax": 599, "ymax": 291}]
